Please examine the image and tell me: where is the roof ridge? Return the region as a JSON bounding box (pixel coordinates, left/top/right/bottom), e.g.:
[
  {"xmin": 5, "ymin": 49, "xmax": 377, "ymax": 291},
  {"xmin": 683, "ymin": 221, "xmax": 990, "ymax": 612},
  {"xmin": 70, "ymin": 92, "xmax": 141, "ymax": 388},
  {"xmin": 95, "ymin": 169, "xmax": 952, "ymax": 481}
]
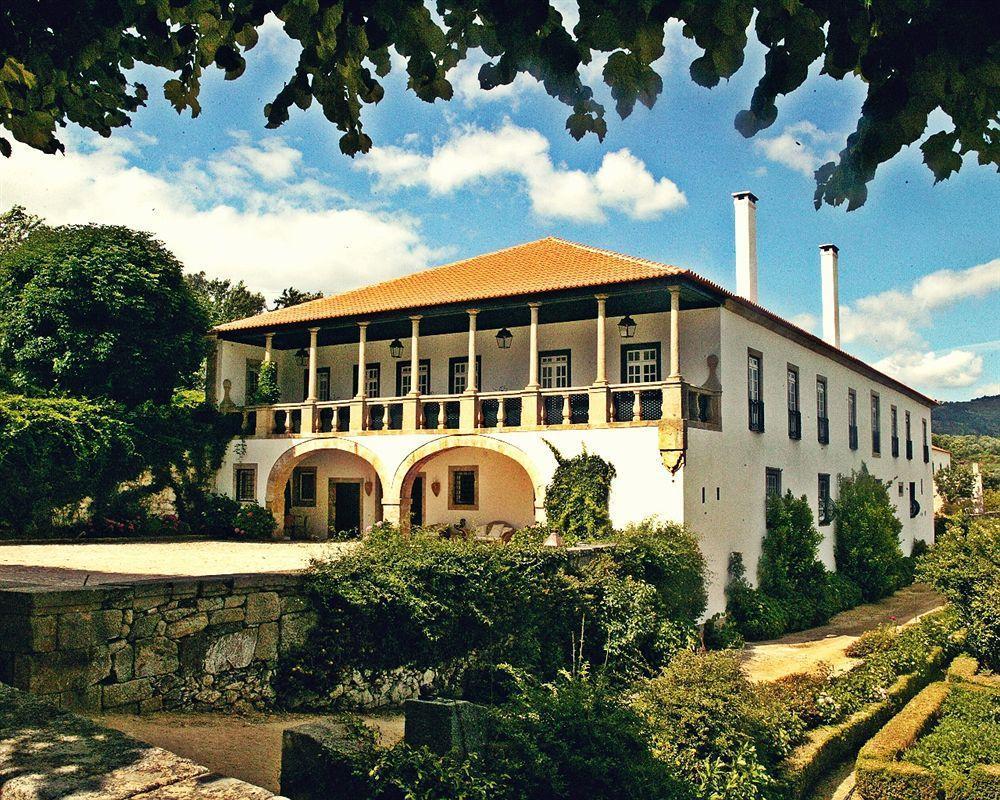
[
  {"xmin": 225, "ymin": 237, "xmax": 562, "ymax": 329},
  {"xmin": 546, "ymin": 236, "xmax": 682, "ymax": 273}
]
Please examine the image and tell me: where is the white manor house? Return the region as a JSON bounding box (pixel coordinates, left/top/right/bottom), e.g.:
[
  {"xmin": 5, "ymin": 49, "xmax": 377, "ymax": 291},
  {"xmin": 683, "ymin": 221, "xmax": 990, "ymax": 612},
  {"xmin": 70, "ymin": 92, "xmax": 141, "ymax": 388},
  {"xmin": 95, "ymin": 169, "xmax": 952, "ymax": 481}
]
[{"xmin": 210, "ymin": 192, "xmax": 936, "ymax": 613}]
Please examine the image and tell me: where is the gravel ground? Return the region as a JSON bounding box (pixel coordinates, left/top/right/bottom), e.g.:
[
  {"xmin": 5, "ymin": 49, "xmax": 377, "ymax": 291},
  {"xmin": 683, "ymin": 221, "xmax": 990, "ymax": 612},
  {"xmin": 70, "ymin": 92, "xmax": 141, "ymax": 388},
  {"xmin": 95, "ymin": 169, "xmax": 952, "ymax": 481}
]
[
  {"xmin": 0, "ymin": 540, "xmax": 355, "ymax": 588},
  {"xmin": 742, "ymin": 583, "xmax": 944, "ymax": 682}
]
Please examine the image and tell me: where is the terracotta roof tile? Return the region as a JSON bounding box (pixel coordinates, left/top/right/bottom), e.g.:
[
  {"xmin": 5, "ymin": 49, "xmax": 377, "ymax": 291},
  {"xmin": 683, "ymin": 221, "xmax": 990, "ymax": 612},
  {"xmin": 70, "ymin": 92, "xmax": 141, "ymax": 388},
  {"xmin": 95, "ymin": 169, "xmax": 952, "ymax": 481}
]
[
  {"xmin": 214, "ymin": 237, "xmax": 683, "ymax": 332},
  {"xmin": 213, "ymin": 235, "xmax": 936, "ymax": 407}
]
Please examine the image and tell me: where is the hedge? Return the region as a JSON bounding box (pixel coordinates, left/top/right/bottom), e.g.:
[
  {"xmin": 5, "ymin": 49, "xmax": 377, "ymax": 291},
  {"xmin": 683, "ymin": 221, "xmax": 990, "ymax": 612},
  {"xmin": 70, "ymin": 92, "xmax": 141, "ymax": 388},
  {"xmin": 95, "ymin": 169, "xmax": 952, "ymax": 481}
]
[
  {"xmin": 854, "ymin": 661, "xmax": 1000, "ymax": 800},
  {"xmin": 780, "ymin": 645, "xmax": 947, "ymax": 800}
]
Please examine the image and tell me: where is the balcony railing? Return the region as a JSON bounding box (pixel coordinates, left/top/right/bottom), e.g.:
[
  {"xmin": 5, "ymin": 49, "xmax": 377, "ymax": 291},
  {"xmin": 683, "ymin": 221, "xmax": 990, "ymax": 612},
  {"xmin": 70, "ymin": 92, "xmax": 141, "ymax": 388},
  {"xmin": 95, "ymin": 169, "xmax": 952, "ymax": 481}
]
[
  {"xmin": 748, "ymin": 399, "xmax": 765, "ymax": 432},
  {"xmin": 245, "ymin": 379, "xmax": 721, "ymax": 435},
  {"xmin": 817, "ymin": 416, "xmax": 829, "ymax": 445},
  {"xmin": 788, "ymin": 409, "xmax": 801, "ymax": 440}
]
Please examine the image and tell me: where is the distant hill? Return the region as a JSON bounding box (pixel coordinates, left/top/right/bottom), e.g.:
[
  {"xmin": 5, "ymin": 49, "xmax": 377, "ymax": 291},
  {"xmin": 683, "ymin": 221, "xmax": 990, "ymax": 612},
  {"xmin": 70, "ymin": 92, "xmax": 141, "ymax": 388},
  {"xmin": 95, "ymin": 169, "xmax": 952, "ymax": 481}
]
[{"xmin": 932, "ymin": 394, "xmax": 1000, "ymax": 436}]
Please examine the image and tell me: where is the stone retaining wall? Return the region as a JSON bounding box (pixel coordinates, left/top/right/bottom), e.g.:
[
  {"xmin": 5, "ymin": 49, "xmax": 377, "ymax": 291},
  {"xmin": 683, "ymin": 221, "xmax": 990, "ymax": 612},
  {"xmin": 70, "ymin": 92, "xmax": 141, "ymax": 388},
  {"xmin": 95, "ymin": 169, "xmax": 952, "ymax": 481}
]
[{"xmin": 0, "ymin": 573, "xmax": 316, "ymax": 714}]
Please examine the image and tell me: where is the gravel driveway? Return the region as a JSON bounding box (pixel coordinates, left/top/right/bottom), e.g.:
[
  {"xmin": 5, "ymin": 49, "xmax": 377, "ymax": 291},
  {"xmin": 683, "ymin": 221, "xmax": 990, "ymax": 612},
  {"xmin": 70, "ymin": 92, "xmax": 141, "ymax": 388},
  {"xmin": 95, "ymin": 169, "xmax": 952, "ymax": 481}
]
[{"xmin": 0, "ymin": 540, "xmax": 355, "ymax": 588}]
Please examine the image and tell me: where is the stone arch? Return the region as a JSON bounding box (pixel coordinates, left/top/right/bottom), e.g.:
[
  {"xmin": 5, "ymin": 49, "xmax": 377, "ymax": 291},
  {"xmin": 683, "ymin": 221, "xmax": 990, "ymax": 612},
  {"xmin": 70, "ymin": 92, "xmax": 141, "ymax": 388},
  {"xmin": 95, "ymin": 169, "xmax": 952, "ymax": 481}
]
[
  {"xmin": 265, "ymin": 437, "xmax": 391, "ymax": 525},
  {"xmin": 388, "ymin": 434, "xmax": 548, "ymax": 529}
]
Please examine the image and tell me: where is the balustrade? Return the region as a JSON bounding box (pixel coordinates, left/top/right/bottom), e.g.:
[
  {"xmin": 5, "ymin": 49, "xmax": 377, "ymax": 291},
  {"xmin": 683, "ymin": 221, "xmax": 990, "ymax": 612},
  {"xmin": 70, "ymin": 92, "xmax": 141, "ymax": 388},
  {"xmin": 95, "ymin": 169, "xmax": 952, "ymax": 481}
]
[{"xmin": 242, "ymin": 381, "xmax": 719, "ymax": 434}]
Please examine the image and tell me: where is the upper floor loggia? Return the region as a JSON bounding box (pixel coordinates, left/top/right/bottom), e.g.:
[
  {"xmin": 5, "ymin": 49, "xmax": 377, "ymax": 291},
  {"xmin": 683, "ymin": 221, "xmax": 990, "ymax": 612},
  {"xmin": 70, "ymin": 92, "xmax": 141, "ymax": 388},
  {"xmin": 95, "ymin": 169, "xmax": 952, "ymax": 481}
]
[{"xmin": 207, "ymin": 238, "xmax": 727, "ymax": 436}]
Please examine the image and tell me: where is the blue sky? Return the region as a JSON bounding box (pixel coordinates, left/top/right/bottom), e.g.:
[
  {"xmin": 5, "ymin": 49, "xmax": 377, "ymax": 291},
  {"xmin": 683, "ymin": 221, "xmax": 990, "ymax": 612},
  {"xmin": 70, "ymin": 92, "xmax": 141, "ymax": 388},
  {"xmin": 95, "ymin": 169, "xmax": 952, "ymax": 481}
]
[{"xmin": 0, "ymin": 13, "xmax": 997, "ymax": 401}]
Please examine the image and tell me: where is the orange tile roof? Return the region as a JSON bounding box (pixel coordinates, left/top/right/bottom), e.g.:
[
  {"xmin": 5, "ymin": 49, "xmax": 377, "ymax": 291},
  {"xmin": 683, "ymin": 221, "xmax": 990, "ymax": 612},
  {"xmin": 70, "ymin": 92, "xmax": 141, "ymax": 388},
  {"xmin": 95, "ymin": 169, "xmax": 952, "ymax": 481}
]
[
  {"xmin": 214, "ymin": 235, "xmax": 937, "ymax": 407},
  {"xmin": 214, "ymin": 237, "xmax": 684, "ymax": 332}
]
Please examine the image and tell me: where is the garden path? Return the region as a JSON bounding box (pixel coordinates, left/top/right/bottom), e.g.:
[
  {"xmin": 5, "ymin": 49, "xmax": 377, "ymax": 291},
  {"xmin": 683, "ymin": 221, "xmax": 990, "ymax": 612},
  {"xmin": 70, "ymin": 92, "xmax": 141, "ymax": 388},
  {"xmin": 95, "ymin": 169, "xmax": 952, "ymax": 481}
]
[{"xmin": 742, "ymin": 583, "xmax": 944, "ymax": 682}]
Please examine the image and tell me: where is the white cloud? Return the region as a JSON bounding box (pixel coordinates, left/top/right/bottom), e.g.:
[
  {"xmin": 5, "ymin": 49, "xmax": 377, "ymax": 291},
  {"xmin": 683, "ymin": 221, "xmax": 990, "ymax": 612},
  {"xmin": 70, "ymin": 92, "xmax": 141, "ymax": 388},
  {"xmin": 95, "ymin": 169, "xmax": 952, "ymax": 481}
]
[
  {"xmin": 362, "ymin": 121, "xmax": 686, "ymax": 222},
  {"xmin": 449, "ymin": 55, "xmax": 542, "ymax": 106},
  {"xmin": 874, "ymin": 350, "xmax": 984, "ymax": 389},
  {"xmin": 840, "ymin": 259, "xmax": 1000, "ymax": 350},
  {"xmin": 819, "ymin": 257, "xmax": 1000, "ymax": 393},
  {"xmin": 0, "ymin": 132, "xmax": 443, "ymax": 298},
  {"xmin": 755, "ymin": 121, "xmax": 842, "ymax": 178},
  {"xmin": 972, "ymin": 381, "xmax": 1000, "ymax": 397}
]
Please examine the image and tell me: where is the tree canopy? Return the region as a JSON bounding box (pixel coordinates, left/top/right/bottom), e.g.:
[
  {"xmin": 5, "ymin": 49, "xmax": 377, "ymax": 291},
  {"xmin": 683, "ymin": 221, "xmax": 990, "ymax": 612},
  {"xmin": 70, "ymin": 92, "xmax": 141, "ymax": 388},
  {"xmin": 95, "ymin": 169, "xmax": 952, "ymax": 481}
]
[
  {"xmin": 185, "ymin": 270, "xmax": 266, "ymax": 326},
  {"xmin": 1, "ymin": 1, "xmax": 996, "ymax": 210},
  {"xmin": 0, "ymin": 224, "xmax": 209, "ymax": 406},
  {"xmin": 272, "ymin": 286, "xmax": 325, "ymax": 310}
]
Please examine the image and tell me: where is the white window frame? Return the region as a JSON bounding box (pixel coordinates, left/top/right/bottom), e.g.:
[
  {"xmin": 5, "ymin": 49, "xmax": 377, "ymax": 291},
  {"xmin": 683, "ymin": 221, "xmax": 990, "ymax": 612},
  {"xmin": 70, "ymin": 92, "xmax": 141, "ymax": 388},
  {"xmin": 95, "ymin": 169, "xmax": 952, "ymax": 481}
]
[{"xmin": 539, "ymin": 351, "xmax": 570, "ymax": 389}]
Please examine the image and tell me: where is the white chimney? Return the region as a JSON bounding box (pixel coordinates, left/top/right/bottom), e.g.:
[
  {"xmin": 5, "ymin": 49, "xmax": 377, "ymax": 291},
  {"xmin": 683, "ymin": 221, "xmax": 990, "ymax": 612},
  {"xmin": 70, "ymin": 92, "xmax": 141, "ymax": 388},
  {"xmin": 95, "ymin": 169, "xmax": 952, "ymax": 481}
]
[
  {"xmin": 820, "ymin": 243, "xmax": 840, "ymax": 348},
  {"xmin": 733, "ymin": 191, "xmax": 758, "ymax": 303}
]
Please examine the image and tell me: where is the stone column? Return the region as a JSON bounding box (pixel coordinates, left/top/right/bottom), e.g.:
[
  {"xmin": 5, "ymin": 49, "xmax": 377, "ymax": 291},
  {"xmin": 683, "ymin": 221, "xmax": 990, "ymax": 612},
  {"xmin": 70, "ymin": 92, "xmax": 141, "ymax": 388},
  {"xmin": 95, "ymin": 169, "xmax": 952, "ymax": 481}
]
[
  {"xmin": 402, "ymin": 315, "xmax": 422, "ymax": 430},
  {"xmin": 409, "ymin": 316, "xmax": 422, "ymax": 395},
  {"xmin": 522, "ymin": 302, "xmax": 541, "ymax": 426},
  {"xmin": 669, "ymin": 286, "xmax": 682, "ymax": 379},
  {"xmin": 527, "ymin": 303, "xmax": 540, "ymax": 389},
  {"xmin": 263, "ymin": 333, "xmax": 274, "ymax": 364},
  {"xmin": 303, "ymin": 327, "xmax": 320, "ymax": 433},
  {"xmin": 306, "ymin": 328, "xmax": 320, "ymax": 401},
  {"xmin": 589, "ymin": 294, "xmax": 610, "ymax": 424},
  {"xmin": 349, "ymin": 322, "xmax": 368, "ymax": 432},
  {"xmin": 460, "ymin": 309, "xmax": 479, "ymax": 430}
]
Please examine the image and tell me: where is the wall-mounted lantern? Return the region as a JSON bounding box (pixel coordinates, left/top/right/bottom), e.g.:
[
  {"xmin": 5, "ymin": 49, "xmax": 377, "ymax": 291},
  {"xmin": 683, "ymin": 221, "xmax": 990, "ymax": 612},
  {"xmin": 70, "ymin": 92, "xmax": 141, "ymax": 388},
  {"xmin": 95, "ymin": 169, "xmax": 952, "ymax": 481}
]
[
  {"xmin": 389, "ymin": 338, "xmax": 404, "ymax": 359},
  {"xmin": 496, "ymin": 327, "xmax": 513, "ymax": 349},
  {"xmin": 617, "ymin": 315, "xmax": 637, "ymax": 339},
  {"xmin": 294, "ymin": 347, "xmax": 309, "ymax": 367}
]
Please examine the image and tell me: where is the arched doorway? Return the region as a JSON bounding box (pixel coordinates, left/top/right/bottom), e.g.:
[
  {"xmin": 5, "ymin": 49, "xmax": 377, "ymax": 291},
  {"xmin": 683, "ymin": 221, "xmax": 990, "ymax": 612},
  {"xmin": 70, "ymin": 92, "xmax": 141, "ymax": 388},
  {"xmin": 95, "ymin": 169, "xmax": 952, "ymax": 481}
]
[
  {"xmin": 266, "ymin": 439, "xmax": 389, "ymax": 538},
  {"xmin": 390, "ymin": 435, "xmax": 546, "ymax": 533}
]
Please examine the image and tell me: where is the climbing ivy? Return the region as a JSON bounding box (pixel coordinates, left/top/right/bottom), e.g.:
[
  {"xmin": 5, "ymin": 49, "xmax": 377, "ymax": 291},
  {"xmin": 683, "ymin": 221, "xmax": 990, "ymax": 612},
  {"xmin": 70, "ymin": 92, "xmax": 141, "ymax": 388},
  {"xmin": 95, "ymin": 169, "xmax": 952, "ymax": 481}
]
[
  {"xmin": 253, "ymin": 360, "xmax": 280, "ymax": 405},
  {"xmin": 543, "ymin": 442, "xmax": 616, "ymax": 541}
]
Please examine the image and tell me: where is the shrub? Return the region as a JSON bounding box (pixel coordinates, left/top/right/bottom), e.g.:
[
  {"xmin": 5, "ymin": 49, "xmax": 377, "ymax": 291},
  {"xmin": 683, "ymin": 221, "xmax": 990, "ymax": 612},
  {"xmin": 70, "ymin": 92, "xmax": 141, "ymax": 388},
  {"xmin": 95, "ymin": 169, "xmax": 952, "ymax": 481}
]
[
  {"xmin": 605, "ymin": 520, "xmax": 707, "ymax": 624},
  {"xmin": 846, "ymin": 623, "xmax": 899, "ymax": 659},
  {"xmin": 633, "ymin": 651, "xmax": 805, "ymax": 800},
  {"xmin": 279, "ymin": 525, "xmax": 706, "ymax": 706},
  {"xmin": 543, "ymin": 443, "xmax": 616, "ymax": 541},
  {"xmin": 702, "ymin": 613, "xmax": 745, "ymax": 651},
  {"xmin": 233, "ymin": 502, "xmax": 276, "ymax": 539},
  {"xmin": 759, "ymin": 491, "xmax": 829, "ymax": 631},
  {"xmin": 834, "ymin": 465, "xmax": 907, "ymax": 602},
  {"xmin": 821, "ymin": 570, "xmax": 864, "ymax": 617},
  {"xmin": 918, "ymin": 516, "xmax": 1000, "ymax": 670},
  {"xmin": 819, "ymin": 609, "xmax": 959, "ymax": 724},
  {"xmin": 0, "ymin": 393, "xmax": 137, "ymax": 536},
  {"xmin": 341, "ymin": 674, "xmax": 691, "ymax": 800},
  {"xmin": 191, "ymin": 492, "xmax": 240, "ymax": 537},
  {"xmin": 253, "ymin": 360, "xmax": 280, "ymax": 404},
  {"xmin": 724, "ymin": 553, "xmax": 788, "ymax": 641},
  {"xmin": 486, "ymin": 672, "xmax": 690, "ymax": 800}
]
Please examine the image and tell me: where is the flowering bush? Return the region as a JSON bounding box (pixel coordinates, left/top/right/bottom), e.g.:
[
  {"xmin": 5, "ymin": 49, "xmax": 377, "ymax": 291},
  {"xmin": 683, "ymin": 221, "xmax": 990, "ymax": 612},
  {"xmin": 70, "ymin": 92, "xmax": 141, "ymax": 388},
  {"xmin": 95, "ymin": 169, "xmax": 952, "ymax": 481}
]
[{"xmin": 233, "ymin": 502, "xmax": 277, "ymax": 540}]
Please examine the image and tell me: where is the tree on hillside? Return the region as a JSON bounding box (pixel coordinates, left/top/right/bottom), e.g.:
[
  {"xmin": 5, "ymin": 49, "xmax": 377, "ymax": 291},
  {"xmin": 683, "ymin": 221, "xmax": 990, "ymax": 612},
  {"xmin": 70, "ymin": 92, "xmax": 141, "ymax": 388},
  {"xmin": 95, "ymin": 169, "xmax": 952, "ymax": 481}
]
[
  {"xmin": 272, "ymin": 286, "xmax": 324, "ymax": 310},
  {"xmin": 1, "ymin": 1, "xmax": 996, "ymax": 211},
  {"xmin": 0, "ymin": 205, "xmax": 44, "ymax": 255},
  {"xmin": 0, "ymin": 225, "xmax": 209, "ymax": 406},
  {"xmin": 185, "ymin": 271, "xmax": 266, "ymax": 326}
]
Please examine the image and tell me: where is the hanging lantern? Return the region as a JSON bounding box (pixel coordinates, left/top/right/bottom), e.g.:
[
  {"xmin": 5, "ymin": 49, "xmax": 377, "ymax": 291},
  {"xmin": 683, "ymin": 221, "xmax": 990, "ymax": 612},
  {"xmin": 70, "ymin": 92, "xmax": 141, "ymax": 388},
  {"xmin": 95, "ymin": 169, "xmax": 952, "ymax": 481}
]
[
  {"xmin": 617, "ymin": 315, "xmax": 637, "ymax": 339},
  {"xmin": 389, "ymin": 338, "xmax": 404, "ymax": 358},
  {"xmin": 496, "ymin": 327, "xmax": 513, "ymax": 349},
  {"xmin": 294, "ymin": 347, "xmax": 309, "ymax": 367}
]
